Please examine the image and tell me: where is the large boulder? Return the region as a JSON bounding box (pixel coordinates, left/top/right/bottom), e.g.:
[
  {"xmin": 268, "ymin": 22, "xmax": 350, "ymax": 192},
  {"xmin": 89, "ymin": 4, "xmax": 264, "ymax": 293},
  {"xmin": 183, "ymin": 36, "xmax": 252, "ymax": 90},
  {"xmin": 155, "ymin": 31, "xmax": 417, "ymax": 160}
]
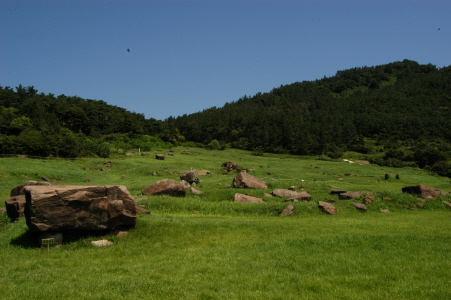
[
  {"xmin": 402, "ymin": 185, "xmax": 442, "ymax": 199},
  {"xmin": 180, "ymin": 170, "xmax": 200, "ymax": 184},
  {"xmin": 142, "ymin": 179, "xmax": 186, "ymax": 196},
  {"xmin": 233, "ymin": 172, "xmax": 267, "ymax": 189},
  {"xmin": 233, "ymin": 193, "xmax": 264, "ymax": 203},
  {"xmin": 10, "ymin": 180, "xmax": 52, "ymax": 197},
  {"xmin": 24, "ymin": 185, "xmax": 136, "ymax": 232},
  {"xmin": 271, "ymin": 189, "xmax": 311, "ymax": 200}
]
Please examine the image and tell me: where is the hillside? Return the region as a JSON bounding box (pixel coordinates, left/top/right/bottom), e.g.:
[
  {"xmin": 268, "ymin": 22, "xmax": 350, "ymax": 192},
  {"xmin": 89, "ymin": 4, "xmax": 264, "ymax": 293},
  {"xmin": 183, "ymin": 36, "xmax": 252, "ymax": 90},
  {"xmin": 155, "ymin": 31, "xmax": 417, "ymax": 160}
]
[{"xmin": 1, "ymin": 59, "xmax": 451, "ymax": 176}]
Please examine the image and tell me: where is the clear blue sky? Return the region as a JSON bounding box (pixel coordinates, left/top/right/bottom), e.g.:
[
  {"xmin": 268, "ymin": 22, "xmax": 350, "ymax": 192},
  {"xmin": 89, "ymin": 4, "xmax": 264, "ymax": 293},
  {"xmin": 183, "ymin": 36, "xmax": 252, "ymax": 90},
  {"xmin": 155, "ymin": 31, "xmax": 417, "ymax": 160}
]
[{"xmin": 1, "ymin": 0, "xmax": 450, "ymax": 120}]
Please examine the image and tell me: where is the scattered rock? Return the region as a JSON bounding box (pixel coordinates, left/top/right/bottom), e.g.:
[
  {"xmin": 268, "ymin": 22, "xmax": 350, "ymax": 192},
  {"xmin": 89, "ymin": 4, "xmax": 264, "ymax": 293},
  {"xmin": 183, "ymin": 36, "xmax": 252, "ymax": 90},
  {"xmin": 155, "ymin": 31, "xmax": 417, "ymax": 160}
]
[
  {"xmin": 280, "ymin": 204, "xmax": 295, "ymax": 216},
  {"xmin": 329, "ymin": 189, "xmax": 346, "ymax": 195},
  {"xmin": 24, "ymin": 185, "xmax": 137, "ymax": 232},
  {"xmin": 379, "ymin": 208, "xmax": 391, "ymax": 213},
  {"xmin": 271, "ymin": 189, "xmax": 311, "ymax": 200},
  {"xmin": 91, "ymin": 240, "xmax": 113, "ymax": 247},
  {"xmin": 180, "ymin": 170, "xmax": 200, "ymax": 184},
  {"xmin": 233, "ymin": 172, "xmax": 268, "ymax": 189},
  {"xmin": 442, "ymin": 201, "xmax": 451, "ymax": 208},
  {"xmin": 402, "ymin": 185, "xmax": 443, "ymax": 199},
  {"xmin": 142, "ymin": 179, "xmax": 186, "ymax": 196},
  {"xmin": 84, "ymin": 179, "xmax": 92, "ymax": 182},
  {"xmin": 338, "ymin": 191, "xmax": 373, "ymax": 200},
  {"xmin": 190, "ymin": 187, "xmax": 202, "ymax": 195},
  {"xmin": 135, "ymin": 205, "xmax": 151, "ymax": 215},
  {"xmin": 264, "ymin": 193, "xmax": 273, "ymax": 197},
  {"xmin": 155, "ymin": 154, "xmax": 165, "ymax": 160},
  {"xmin": 222, "ymin": 161, "xmax": 244, "ymax": 173},
  {"xmin": 351, "ymin": 203, "xmax": 368, "ymax": 212},
  {"xmin": 362, "ymin": 195, "xmax": 374, "ymax": 204},
  {"xmin": 233, "ymin": 193, "xmax": 264, "ymax": 203},
  {"xmin": 318, "ymin": 201, "xmax": 337, "ymax": 215},
  {"xmin": 41, "ymin": 176, "xmax": 55, "ymax": 181},
  {"xmin": 5, "ymin": 195, "xmax": 26, "ymax": 221}
]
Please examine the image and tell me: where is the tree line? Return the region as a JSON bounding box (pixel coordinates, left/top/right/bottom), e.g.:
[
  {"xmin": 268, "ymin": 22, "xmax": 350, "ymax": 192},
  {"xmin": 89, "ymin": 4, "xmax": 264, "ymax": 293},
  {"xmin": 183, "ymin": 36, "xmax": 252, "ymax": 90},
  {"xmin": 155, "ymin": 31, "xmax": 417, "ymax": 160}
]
[{"xmin": 1, "ymin": 59, "xmax": 450, "ymax": 176}]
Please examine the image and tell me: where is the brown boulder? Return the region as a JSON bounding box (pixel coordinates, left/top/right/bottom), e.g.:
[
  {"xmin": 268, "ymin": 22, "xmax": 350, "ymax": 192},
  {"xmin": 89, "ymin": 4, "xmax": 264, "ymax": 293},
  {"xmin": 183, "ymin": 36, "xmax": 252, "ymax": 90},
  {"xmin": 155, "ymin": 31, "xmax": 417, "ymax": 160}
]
[
  {"xmin": 5, "ymin": 195, "xmax": 26, "ymax": 221},
  {"xmin": 318, "ymin": 201, "xmax": 337, "ymax": 215},
  {"xmin": 142, "ymin": 179, "xmax": 186, "ymax": 196},
  {"xmin": 338, "ymin": 191, "xmax": 373, "ymax": 200},
  {"xmin": 233, "ymin": 193, "xmax": 264, "ymax": 203},
  {"xmin": 180, "ymin": 170, "xmax": 200, "ymax": 184},
  {"xmin": 362, "ymin": 195, "xmax": 374, "ymax": 204},
  {"xmin": 222, "ymin": 161, "xmax": 243, "ymax": 173},
  {"xmin": 24, "ymin": 185, "xmax": 136, "ymax": 232},
  {"xmin": 10, "ymin": 180, "xmax": 52, "ymax": 197},
  {"xmin": 351, "ymin": 203, "xmax": 368, "ymax": 212},
  {"xmin": 280, "ymin": 204, "xmax": 295, "ymax": 216},
  {"xmin": 233, "ymin": 172, "xmax": 267, "ymax": 189},
  {"xmin": 155, "ymin": 154, "xmax": 165, "ymax": 160},
  {"xmin": 272, "ymin": 189, "xmax": 311, "ymax": 200},
  {"xmin": 401, "ymin": 185, "xmax": 442, "ymax": 199}
]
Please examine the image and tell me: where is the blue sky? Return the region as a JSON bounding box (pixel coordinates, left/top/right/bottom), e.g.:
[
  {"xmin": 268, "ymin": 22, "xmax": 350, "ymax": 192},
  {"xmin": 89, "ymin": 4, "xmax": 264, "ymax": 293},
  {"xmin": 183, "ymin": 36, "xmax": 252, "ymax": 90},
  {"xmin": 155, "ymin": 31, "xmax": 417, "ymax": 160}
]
[{"xmin": 1, "ymin": 0, "xmax": 450, "ymax": 120}]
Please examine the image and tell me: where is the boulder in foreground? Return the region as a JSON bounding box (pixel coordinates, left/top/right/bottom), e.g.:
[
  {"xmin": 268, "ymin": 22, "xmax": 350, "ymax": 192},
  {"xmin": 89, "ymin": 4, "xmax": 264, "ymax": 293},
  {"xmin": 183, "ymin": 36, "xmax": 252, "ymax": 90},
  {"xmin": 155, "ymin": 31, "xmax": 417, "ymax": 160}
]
[{"xmin": 24, "ymin": 185, "xmax": 136, "ymax": 232}]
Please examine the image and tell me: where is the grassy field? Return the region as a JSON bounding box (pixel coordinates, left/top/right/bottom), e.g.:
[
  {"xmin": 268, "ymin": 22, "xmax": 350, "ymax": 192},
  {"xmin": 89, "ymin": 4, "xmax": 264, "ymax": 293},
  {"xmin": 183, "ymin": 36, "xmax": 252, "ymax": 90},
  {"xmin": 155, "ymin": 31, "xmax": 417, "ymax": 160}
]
[{"xmin": 1, "ymin": 147, "xmax": 451, "ymax": 299}]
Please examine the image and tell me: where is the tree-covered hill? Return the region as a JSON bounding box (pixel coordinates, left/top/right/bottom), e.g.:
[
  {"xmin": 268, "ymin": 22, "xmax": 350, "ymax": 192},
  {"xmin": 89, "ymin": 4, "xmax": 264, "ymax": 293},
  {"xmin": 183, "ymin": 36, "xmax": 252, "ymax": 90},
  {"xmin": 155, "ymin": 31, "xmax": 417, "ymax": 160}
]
[
  {"xmin": 172, "ymin": 60, "xmax": 451, "ymax": 155},
  {"xmin": 1, "ymin": 59, "xmax": 451, "ymax": 176}
]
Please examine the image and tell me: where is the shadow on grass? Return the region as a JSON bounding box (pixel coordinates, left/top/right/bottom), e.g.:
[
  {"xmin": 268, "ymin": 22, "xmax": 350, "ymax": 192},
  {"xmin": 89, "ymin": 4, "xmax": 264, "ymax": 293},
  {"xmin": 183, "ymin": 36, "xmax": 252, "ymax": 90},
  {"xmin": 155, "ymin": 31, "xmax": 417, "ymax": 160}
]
[{"xmin": 10, "ymin": 228, "xmax": 131, "ymax": 248}]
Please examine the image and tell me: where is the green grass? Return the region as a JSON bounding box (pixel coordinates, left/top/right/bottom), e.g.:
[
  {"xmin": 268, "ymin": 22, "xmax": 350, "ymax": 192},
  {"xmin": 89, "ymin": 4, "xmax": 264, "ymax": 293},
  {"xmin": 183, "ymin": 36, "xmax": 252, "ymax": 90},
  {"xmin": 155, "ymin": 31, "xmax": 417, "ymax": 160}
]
[{"xmin": 1, "ymin": 147, "xmax": 451, "ymax": 299}]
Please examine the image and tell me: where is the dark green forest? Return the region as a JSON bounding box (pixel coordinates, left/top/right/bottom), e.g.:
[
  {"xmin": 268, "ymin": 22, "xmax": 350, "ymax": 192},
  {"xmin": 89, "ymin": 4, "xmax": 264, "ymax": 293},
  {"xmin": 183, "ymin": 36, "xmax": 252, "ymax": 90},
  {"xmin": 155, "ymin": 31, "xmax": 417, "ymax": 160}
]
[{"xmin": 1, "ymin": 59, "xmax": 451, "ymax": 176}]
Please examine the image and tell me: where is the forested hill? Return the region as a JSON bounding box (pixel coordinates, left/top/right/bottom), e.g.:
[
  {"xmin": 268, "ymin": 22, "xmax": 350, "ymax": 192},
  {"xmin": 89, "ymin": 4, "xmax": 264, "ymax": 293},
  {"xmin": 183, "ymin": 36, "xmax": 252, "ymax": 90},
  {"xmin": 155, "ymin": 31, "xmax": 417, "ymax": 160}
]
[
  {"xmin": 1, "ymin": 59, "xmax": 451, "ymax": 174},
  {"xmin": 171, "ymin": 59, "xmax": 451, "ymax": 156}
]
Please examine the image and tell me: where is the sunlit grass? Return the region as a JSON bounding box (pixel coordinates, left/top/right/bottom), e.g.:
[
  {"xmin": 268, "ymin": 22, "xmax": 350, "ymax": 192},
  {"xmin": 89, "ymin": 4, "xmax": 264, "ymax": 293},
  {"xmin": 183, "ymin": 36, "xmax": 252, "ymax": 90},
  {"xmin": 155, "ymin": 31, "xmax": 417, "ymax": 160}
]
[{"xmin": 1, "ymin": 147, "xmax": 451, "ymax": 299}]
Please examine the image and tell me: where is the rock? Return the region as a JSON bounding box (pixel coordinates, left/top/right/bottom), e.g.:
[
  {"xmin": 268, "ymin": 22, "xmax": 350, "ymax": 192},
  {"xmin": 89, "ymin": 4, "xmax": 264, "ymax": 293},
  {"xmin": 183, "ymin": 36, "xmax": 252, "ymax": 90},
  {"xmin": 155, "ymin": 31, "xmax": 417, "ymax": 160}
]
[
  {"xmin": 280, "ymin": 204, "xmax": 294, "ymax": 216},
  {"xmin": 264, "ymin": 193, "xmax": 273, "ymax": 197},
  {"xmin": 442, "ymin": 201, "xmax": 451, "ymax": 208},
  {"xmin": 329, "ymin": 189, "xmax": 346, "ymax": 195},
  {"xmin": 180, "ymin": 170, "xmax": 200, "ymax": 184},
  {"xmin": 190, "ymin": 187, "xmax": 202, "ymax": 195},
  {"xmin": 362, "ymin": 195, "xmax": 374, "ymax": 204},
  {"xmin": 135, "ymin": 205, "xmax": 151, "ymax": 215},
  {"xmin": 233, "ymin": 193, "xmax": 264, "ymax": 203},
  {"xmin": 221, "ymin": 161, "xmax": 243, "ymax": 173},
  {"xmin": 402, "ymin": 185, "xmax": 442, "ymax": 199},
  {"xmin": 142, "ymin": 179, "xmax": 186, "ymax": 196},
  {"xmin": 318, "ymin": 201, "xmax": 337, "ymax": 215},
  {"xmin": 5, "ymin": 195, "xmax": 26, "ymax": 221},
  {"xmin": 379, "ymin": 208, "xmax": 391, "ymax": 213},
  {"xmin": 155, "ymin": 154, "xmax": 165, "ymax": 160},
  {"xmin": 180, "ymin": 180, "xmax": 191, "ymax": 189},
  {"xmin": 24, "ymin": 185, "xmax": 136, "ymax": 232},
  {"xmin": 91, "ymin": 240, "xmax": 113, "ymax": 247},
  {"xmin": 271, "ymin": 189, "xmax": 311, "ymax": 200},
  {"xmin": 351, "ymin": 203, "xmax": 368, "ymax": 212},
  {"xmin": 338, "ymin": 191, "xmax": 372, "ymax": 200},
  {"xmin": 233, "ymin": 172, "xmax": 267, "ymax": 189},
  {"xmin": 10, "ymin": 180, "xmax": 52, "ymax": 197}
]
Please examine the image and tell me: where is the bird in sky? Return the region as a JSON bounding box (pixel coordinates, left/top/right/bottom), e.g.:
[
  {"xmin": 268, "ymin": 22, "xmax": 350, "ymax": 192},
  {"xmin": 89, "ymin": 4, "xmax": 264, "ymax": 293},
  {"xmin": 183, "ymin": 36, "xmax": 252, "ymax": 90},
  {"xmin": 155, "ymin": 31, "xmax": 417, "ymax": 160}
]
[{"xmin": 127, "ymin": 48, "xmax": 130, "ymax": 52}]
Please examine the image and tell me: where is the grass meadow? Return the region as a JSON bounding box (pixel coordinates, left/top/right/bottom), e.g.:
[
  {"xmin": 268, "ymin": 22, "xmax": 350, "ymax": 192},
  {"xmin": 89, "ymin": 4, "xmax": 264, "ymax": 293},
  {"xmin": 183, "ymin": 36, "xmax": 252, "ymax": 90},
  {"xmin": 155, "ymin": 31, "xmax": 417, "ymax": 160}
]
[{"xmin": 1, "ymin": 147, "xmax": 451, "ymax": 299}]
